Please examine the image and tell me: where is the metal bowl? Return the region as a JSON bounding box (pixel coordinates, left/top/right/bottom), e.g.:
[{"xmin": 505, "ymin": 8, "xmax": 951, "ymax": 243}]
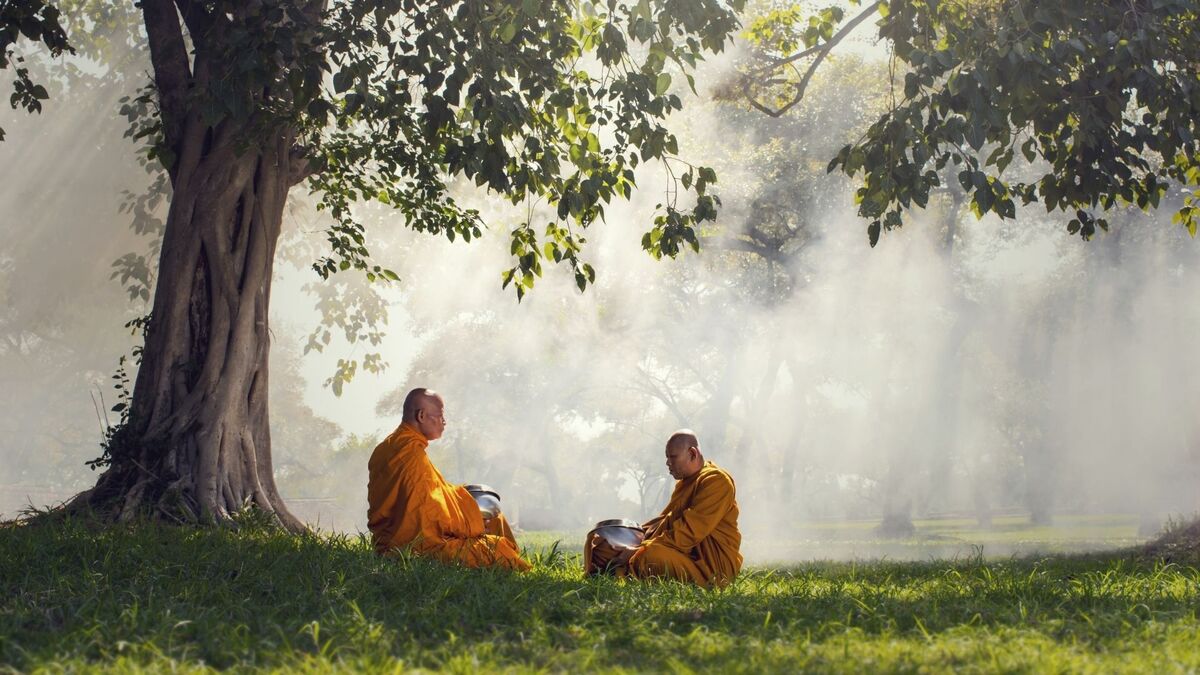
[
  {"xmin": 589, "ymin": 518, "xmax": 645, "ymax": 549},
  {"xmin": 464, "ymin": 484, "xmax": 501, "ymax": 520}
]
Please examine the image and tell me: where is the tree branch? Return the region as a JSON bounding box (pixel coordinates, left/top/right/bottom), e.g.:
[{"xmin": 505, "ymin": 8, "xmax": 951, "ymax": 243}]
[
  {"xmin": 141, "ymin": 0, "xmax": 192, "ymax": 171},
  {"xmin": 632, "ymin": 369, "xmax": 692, "ymax": 428},
  {"xmin": 743, "ymin": 2, "xmax": 881, "ymax": 117},
  {"xmin": 702, "ymin": 235, "xmax": 787, "ymax": 264}
]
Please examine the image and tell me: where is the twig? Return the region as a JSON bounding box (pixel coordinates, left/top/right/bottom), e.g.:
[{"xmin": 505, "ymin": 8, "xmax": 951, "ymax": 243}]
[{"xmin": 90, "ymin": 389, "xmax": 108, "ymax": 436}]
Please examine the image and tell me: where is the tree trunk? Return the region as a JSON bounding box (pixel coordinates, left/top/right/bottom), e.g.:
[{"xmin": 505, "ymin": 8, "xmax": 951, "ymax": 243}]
[
  {"xmin": 877, "ymin": 461, "xmax": 916, "ymax": 538},
  {"xmin": 74, "ymin": 112, "xmax": 303, "ymax": 530},
  {"xmin": 703, "ymin": 343, "xmax": 739, "ymax": 459}
]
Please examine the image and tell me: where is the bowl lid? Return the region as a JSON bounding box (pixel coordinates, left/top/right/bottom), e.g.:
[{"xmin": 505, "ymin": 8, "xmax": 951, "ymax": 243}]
[{"xmin": 593, "ymin": 518, "xmax": 643, "ymax": 531}]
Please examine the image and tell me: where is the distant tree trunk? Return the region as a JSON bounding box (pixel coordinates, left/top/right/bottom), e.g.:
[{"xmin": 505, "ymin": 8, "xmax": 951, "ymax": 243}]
[
  {"xmin": 76, "ymin": 111, "xmax": 303, "ymax": 529},
  {"xmin": 1023, "ymin": 439, "xmax": 1056, "ymax": 526},
  {"xmin": 736, "ymin": 341, "xmax": 785, "ymax": 499},
  {"xmin": 877, "ymin": 462, "xmax": 915, "ymax": 537},
  {"xmin": 1025, "ymin": 459, "xmax": 1055, "ymax": 526},
  {"xmin": 972, "ymin": 480, "xmax": 993, "ymax": 528},
  {"xmin": 700, "ymin": 324, "xmax": 739, "ymax": 451},
  {"xmin": 1193, "ymin": 436, "xmax": 1200, "ymax": 512},
  {"xmin": 877, "ymin": 502, "xmax": 915, "ymax": 538},
  {"xmin": 778, "ymin": 355, "xmax": 814, "ymax": 508}
]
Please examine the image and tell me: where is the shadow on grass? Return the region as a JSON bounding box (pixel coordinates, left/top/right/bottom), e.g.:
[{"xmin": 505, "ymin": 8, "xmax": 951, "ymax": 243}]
[{"xmin": 2, "ymin": 517, "xmax": 1199, "ymax": 671}]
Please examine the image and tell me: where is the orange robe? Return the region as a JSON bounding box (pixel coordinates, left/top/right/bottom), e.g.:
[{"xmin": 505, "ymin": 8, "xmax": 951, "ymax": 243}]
[
  {"xmin": 367, "ymin": 423, "xmax": 529, "ymax": 571},
  {"xmin": 587, "ymin": 461, "xmax": 741, "ymax": 587}
]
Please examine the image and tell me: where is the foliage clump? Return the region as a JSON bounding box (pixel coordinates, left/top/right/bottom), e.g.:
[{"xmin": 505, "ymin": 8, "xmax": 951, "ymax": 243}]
[{"xmin": 745, "ymin": 0, "xmax": 1200, "ymax": 245}]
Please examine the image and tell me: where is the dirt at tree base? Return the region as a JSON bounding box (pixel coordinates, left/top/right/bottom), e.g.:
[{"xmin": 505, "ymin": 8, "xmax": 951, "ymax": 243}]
[{"xmin": 2, "ymin": 495, "xmax": 300, "ymax": 536}]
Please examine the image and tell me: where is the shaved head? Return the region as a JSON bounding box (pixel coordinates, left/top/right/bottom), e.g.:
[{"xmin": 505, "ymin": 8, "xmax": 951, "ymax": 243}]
[
  {"xmin": 402, "ymin": 388, "xmax": 440, "ymax": 420},
  {"xmin": 665, "ymin": 429, "xmax": 704, "ymax": 480},
  {"xmin": 667, "ymin": 430, "xmax": 700, "ymax": 453},
  {"xmin": 402, "ymin": 388, "xmax": 446, "ymax": 440}
]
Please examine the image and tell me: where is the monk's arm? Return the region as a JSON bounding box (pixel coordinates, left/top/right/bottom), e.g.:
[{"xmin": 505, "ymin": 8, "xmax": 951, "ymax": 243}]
[
  {"xmin": 367, "ymin": 455, "xmax": 409, "ymax": 542},
  {"xmin": 641, "ymin": 473, "xmax": 733, "ymax": 553},
  {"xmin": 640, "ymin": 513, "xmax": 668, "ymax": 538}
]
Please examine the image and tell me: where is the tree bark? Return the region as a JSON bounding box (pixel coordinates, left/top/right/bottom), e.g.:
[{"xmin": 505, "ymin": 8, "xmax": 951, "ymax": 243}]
[
  {"xmin": 74, "ymin": 110, "xmax": 303, "ymax": 529},
  {"xmin": 52, "ymin": 0, "xmax": 329, "ymax": 529}
]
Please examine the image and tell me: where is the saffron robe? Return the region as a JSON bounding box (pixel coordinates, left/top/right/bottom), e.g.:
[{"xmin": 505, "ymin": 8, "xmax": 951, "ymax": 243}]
[
  {"xmin": 367, "ymin": 423, "xmax": 529, "ymax": 571},
  {"xmin": 586, "ymin": 460, "xmax": 742, "ymax": 587}
]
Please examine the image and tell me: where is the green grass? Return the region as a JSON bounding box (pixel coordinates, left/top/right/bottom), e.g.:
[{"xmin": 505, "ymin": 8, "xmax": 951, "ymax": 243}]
[
  {"xmin": 2, "ymin": 517, "xmax": 1199, "ymax": 673},
  {"xmin": 522, "ymin": 514, "xmax": 1149, "ymax": 564},
  {"xmin": 745, "ymin": 513, "xmax": 1151, "ymax": 562}
]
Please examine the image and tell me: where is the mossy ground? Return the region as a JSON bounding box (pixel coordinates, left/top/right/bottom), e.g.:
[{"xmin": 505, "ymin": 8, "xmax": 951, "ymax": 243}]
[{"xmin": 2, "ymin": 516, "xmax": 1198, "ymax": 673}]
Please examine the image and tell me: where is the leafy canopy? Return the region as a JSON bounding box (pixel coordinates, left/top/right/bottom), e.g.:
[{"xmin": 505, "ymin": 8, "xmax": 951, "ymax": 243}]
[
  {"xmin": 4, "ymin": 0, "xmax": 744, "ymax": 297},
  {"xmin": 309, "ymin": 0, "xmax": 743, "ymax": 297},
  {"xmin": 746, "ymin": 0, "xmax": 1200, "ymax": 245},
  {"xmin": 1, "ymin": 0, "xmax": 70, "ymax": 140}
]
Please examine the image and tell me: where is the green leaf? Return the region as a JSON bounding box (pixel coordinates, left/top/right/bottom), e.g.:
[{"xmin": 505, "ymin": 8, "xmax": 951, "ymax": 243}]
[
  {"xmin": 655, "ymin": 73, "xmax": 671, "ymax": 96},
  {"xmin": 499, "ymin": 21, "xmax": 518, "ymax": 43},
  {"xmin": 1021, "ymin": 139, "xmax": 1037, "ymax": 163}
]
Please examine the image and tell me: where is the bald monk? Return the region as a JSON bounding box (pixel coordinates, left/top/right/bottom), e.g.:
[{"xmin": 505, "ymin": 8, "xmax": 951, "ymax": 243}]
[
  {"xmin": 586, "ymin": 430, "xmax": 742, "ymax": 587},
  {"xmin": 367, "ymin": 388, "xmax": 530, "ymax": 571}
]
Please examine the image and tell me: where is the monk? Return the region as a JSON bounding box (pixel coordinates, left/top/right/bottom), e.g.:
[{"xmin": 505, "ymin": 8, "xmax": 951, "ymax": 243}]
[
  {"xmin": 367, "ymin": 388, "xmax": 529, "ymax": 571},
  {"xmin": 586, "ymin": 430, "xmax": 742, "ymax": 587}
]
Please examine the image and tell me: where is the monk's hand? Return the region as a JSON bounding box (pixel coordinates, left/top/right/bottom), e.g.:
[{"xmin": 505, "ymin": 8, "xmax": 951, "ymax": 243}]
[{"xmin": 611, "ymin": 544, "xmax": 638, "ymax": 566}]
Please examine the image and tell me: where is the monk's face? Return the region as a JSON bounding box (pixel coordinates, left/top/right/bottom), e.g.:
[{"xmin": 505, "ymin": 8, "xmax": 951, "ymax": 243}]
[
  {"xmin": 665, "ymin": 442, "xmax": 702, "ymax": 480},
  {"xmin": 414, "ymin": 396, "xmax": 447, "ymax": 440}
]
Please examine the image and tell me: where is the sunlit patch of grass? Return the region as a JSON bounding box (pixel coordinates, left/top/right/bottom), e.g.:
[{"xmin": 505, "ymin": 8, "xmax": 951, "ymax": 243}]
[
  {"xmin": 516, "ymin": 514, "xmax": 1148, "ymax": 562},
  {"xmin": 2, "ymin": 517, "xmax": 1199, "ymax": 672},
  {"xmin": 739, "ymin": 513, "xmax": 1150, "ymax": 562}
]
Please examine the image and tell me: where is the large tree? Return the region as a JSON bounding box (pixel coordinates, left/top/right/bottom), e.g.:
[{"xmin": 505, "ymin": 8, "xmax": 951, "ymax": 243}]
[{"xmin": 2, "ymin": 0, "xmax": 742, "ymax": 527}]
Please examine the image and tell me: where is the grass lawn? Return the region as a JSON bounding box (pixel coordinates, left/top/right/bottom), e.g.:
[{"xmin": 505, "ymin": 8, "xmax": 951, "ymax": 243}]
[
  {"xmin": 523, "ymin": 513, "xmax": 1151, "ymax": 564},
  {"xmin": 2, "ymin": 517, "xmax": 1199, "ymax": 673}
]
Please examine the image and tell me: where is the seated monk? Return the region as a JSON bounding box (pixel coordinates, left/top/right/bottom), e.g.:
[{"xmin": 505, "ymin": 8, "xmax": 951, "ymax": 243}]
[
  {"xmin": 586, "ymin": 430, "xmax": 742, "ymax": 587},
  {"xmin": 367, "ymin": 388, "xmax": 529, "ymax": 571}
]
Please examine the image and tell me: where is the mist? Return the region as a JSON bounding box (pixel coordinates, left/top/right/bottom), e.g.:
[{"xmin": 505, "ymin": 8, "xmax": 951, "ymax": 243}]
[{"xmin": 3, "ymin": 34, "xmax": 1198, "ymax": 564}]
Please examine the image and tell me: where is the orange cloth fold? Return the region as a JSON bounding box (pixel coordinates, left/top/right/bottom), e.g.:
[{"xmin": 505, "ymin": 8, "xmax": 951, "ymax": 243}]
[
  {"xmin": 367, "ymin": 423, "xmax": 530, "ymax": 571},
  {"xmin": 595, "ymin": 460, "xmax": 740, "ymax": 587},
  {"xmin": 584, "ymin": 534, "xmax": 625, "ymax": 576}
]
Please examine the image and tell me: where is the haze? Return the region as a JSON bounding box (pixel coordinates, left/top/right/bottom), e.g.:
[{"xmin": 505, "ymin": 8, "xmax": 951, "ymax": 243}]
[{"xmin": 3, "ymin": 35, "xmax": 1197, "ymax": 563}]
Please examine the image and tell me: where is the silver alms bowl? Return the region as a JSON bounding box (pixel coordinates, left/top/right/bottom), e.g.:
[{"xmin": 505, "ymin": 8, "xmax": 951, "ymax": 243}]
[
  {"xmin": 589, "ymin": 518, "xmax": 645, "ymax": 549},
  {"xmin": 464, "ymin": 484, "xmax": 501, "ymax": 520}
]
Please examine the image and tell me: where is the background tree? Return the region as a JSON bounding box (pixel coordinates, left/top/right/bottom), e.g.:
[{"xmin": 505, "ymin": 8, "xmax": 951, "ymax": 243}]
[{"xmin": 743, "ymin": 0, "xmax": 1200, "ymax": 245}]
